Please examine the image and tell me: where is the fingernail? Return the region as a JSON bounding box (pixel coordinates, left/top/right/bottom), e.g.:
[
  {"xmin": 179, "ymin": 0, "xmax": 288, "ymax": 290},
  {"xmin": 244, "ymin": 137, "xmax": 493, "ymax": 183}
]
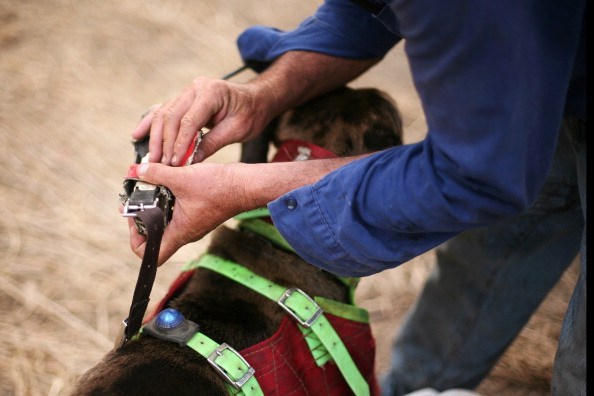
[
  {"xmin": 137, "ymin": 163, "xmax": 149, "ymax": 177},
  {"xmin": 171, "ymin": 155, "xmax": 178, "ymax": 166},
  {"xmin": 161, "ymin": 155, "xmax": 167, "ymax": 164}
]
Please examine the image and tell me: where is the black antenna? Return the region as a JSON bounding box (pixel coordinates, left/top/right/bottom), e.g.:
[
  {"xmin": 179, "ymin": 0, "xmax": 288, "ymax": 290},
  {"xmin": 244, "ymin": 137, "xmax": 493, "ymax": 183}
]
[{"xmin": 221, "ymin": 64, "xmax": 250, "ymax": 80}]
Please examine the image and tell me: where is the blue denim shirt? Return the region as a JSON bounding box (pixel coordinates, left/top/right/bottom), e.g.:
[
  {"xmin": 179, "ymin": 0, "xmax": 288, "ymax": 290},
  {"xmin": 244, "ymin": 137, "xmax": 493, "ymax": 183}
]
[{"xmin": 237, "ymin": 0, "xmax": 586, "ymax": 277}]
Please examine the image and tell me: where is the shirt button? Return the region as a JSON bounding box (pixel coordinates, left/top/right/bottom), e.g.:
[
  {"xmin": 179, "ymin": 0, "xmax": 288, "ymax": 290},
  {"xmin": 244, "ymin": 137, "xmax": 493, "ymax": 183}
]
[{"xmin": 285, "ymin": 198, "xmax": 298, "ymax": 210}]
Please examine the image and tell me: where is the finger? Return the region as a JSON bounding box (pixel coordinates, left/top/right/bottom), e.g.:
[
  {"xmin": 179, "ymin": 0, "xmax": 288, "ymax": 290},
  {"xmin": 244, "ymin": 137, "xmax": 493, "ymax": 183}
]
[
  {"xmin": 172, "ymin": 78, "xmax": 230, "ymax": 164},
  {"xmin": 194, "ymin": 118, "xmax": 245, "ymax": 161},
  {"xmin": 136, "ymin": 162, "xmax": 179, "ymax": 191},
  {"xmin": 149, "ymin": 101, "xmax": 170, "ymax": 166},
  {"xmin": 173, "ymin": 97, "xmax": 215, "ymax": 166},
  {"xmin": 128, "ymin": 218, "xmax": 147, "ymax": 259},
  {"xmin": 162, "ymin": 88, "xmax": 196, "ymax": 165},
  {"xmin": 131, "ymin": 104, "xmax": 160, "ymax": 141}
]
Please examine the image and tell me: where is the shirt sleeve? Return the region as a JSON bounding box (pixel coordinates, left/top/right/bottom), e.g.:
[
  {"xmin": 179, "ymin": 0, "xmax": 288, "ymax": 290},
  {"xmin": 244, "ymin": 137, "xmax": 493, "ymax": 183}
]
[
  {"xmin": 236, "ymin": 0, "xmax": 402, "ymax": 69},
  {"xmin": 267, "ymin": 0, "xmax": 585, "ymax": 277}
]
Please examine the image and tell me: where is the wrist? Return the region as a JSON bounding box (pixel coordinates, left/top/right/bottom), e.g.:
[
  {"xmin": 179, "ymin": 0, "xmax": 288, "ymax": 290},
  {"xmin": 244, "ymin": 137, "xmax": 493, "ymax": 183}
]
[
  {"xmin": 229, "ymin": 156, "xmax": 367, "ymax": 213},
  {"xmin": 247, "ymin": 51, "xmax": 381, "ymax": 118},
  {"xmin": 245, "ymin": 77, "xmax": 285, "ymax": 128},
  {"xmin": 224, "ymin": 162, "xmax": 282, "ymax": 214}
]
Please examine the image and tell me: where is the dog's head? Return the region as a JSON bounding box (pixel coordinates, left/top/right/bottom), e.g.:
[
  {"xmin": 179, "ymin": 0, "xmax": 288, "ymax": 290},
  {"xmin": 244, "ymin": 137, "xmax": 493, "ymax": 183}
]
[{"xmin": 241, "ymin": 86, "xmax": 403, "ymax": 163}]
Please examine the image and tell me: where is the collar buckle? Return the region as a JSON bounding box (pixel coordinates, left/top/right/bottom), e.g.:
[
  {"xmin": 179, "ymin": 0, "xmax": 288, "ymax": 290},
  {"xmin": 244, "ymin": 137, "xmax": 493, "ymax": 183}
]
[
  {"xmin": 207, "ymin": 343, "xmax": 256, "ymax": 389},
  {"xmin": 122, "ymin": 181, "xmax": 161, "ymax": 214},
  {"xmin": 120, "ymin": 181, "xmax": 173, "ymax": 235},
  {"xmin": 277, "ymin": 288, "xmax": 323, "ymax": 328}
]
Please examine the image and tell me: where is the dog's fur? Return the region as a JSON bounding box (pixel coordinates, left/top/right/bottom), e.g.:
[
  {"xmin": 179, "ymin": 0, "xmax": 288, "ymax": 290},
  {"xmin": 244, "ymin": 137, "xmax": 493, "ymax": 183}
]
[{"xmin": 73, "ymin": 86, "xmax": 403, "ymax": 395}]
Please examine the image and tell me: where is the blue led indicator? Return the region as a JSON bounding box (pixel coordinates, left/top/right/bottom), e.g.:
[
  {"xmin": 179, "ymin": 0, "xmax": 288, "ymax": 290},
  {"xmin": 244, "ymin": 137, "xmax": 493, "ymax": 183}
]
[{"xmin": 155, "ymin": 308, "xmax": 185, "ymax": 329}]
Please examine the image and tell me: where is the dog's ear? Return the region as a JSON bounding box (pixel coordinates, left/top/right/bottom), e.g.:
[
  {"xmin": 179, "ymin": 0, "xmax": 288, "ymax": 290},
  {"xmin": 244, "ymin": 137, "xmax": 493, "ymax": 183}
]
[{"xmin": 239, "ymin": 118, "xmax": 278, "ymax": 163}]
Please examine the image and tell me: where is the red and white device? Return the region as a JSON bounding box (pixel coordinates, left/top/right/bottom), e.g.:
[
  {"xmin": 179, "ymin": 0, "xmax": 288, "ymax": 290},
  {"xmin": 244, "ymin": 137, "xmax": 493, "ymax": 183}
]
[{"xmin": 120, "ymin": 132, "xmax": 203, "ymax": 234}]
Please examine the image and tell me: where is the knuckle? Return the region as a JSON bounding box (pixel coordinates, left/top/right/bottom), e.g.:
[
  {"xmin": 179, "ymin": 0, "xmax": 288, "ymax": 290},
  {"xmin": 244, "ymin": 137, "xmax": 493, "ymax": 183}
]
[
  {"xmin": 180, "ymin": 114, "xmax": 196, "ymax": 131},
  {"xmin": 164, "ymin": 107, "xmax": 177, "ymax": 123},
  {"xmin": 202, "ymin": 137, "xmax": 220, "ymax": 156},
  {"xmin": 193, "ymin": 76, "xmax": 222, "ymax": 95}
]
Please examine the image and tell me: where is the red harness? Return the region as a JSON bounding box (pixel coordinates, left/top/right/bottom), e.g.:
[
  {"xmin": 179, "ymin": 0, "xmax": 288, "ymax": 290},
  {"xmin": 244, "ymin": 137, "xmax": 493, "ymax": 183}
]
[
  {"xmin": 270, "ymin": 139, "xmax": 337, "ymax": 162},
  {"xmin": 145, "ymin": 140, "xmax": 379, "ymax": 395},
  {"xmin": 145, "ymin": 268, "xmax": 379, "ymax": 395}
]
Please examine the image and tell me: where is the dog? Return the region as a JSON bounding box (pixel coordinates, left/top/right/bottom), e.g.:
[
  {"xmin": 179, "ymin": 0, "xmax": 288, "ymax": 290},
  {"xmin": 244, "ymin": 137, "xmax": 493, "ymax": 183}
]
[{"xmin": 73, "ymin": 86, "xmax": 403, "ymax": 395}]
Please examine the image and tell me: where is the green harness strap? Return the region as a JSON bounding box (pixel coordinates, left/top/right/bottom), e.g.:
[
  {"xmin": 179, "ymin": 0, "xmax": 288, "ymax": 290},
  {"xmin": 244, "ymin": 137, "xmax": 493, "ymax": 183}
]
[
  {"xmin": 139, "ymin": 325, "xmax": 264, "ymax": 396},
  {"xmin": 186, "ymin": 332, "xmax": 263, "ymax": 396},
  {"xmin": 235, "ymin": 208, "xmax": 361, "ymax": 304},
  {"xmin": 193, "ymin": 254, "xmax": 370, "ymax": 396},
  {"xmin": 238, "ymin": 218, "xmax": 296, "ymax": 254}
]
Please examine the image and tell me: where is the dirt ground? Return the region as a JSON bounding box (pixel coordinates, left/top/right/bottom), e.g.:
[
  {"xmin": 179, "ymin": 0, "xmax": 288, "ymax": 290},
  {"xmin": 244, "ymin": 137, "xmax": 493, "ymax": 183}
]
[{"xmin": 0, "ymin": 1, "xmax": 579, "ymax": 395}]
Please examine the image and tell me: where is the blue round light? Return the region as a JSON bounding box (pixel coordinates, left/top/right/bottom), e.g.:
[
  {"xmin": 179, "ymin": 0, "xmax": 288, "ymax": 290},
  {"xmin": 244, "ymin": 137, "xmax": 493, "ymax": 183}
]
[{"xmin": 155, "ymin": 308, "xmax": 185, "ymax": 329}]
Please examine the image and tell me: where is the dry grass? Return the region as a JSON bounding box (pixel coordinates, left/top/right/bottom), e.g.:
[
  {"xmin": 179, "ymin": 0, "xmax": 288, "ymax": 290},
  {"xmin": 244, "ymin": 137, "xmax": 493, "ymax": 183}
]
[{"xmin": 0, "ymin": 1, "xmax": 577, "ymax": 395}]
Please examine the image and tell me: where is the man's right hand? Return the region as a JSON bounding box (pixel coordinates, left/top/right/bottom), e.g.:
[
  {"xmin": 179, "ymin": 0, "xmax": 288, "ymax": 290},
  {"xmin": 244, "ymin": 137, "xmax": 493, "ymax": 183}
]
[
  {"xmin": 130, "ymin": 52, "xmax": 379, "ymax": 167},
  {"xmin": 131, "ymin": 77, "xmax": 274, "ymax": 166}
]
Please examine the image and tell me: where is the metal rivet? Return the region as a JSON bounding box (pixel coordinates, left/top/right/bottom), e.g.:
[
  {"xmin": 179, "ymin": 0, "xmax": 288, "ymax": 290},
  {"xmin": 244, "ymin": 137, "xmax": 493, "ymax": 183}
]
[{"xmin": 285, "ymin": 198, "xmax": 298, "ymax": 210}]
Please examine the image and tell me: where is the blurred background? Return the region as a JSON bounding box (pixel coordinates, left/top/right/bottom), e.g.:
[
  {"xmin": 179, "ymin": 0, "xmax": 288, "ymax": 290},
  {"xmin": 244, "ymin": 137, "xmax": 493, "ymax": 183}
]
[{"xmin": 0, "ymin": 1, "xmax": 578, "ymax": 395}]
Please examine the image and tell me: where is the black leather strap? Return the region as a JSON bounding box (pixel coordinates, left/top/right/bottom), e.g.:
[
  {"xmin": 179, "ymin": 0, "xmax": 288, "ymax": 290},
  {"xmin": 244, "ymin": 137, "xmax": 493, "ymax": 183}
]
[{"xmin": 124, "ymin": 206, "xmax": 166, "ymax": 341}]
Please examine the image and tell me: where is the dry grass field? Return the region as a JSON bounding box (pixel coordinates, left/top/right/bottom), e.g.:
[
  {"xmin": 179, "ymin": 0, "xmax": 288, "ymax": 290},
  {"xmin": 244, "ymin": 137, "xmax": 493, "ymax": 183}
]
[{"xmin": 0, "ymin": 1, "xmax": 578, "ymax": 395}]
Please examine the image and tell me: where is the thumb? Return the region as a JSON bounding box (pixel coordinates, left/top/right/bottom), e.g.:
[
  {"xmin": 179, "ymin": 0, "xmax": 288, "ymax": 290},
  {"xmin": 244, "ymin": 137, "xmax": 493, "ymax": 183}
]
[
  {"xmin": 194, "ymin": 120, "xmax": 247, "ymax": 162},
  {"xmin": 193, "ymin": 131, "xmax": 225, "ymax": 162},
  {"xmin": 136, "ymin": 162, "xmax": 174, "ymax": 186}
]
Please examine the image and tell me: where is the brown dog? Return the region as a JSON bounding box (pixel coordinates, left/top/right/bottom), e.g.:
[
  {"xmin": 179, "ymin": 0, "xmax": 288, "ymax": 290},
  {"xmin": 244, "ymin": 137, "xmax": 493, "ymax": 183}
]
[{"xmin": 73, "ymin": 86, "xmax": 402, "ymax": 395}]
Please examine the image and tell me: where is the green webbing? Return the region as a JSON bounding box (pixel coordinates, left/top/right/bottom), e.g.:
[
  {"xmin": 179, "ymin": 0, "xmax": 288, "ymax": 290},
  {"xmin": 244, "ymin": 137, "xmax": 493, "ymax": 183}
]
[
  {"xmin": 195, "ymin": 254, "xmax": 370, "ymax": 396},
  {"xmin": 186, "ymin": 332, "xmax": 263, "ymax": 396},
  {"xmin": 184, "ymin": 258, "xmax": 368, "ymax": 324},
  {"xmin": 138, "ymin": 327, "xmax": 263, "ymax": 396},
  {"xmin": 233, "ymin": 207, "xmax": 272, "ymax": 220},
  {"xmin": 297, "ymin": 324, "xmax": 332, "ymax": 366},
  {"xmin": 239, "ymin": 218, "xmax": 296, "ymax": 254},
  {"xmin": 298, "ymin": 298, "xmax": 369, "ymax": 367},
  {"xmin": 315, "ymin": 296, "xmax": 369, "ymax": 323},
  {"xmin": 234, "ymin": 208, "xmax": 360, "ymax": 303}
]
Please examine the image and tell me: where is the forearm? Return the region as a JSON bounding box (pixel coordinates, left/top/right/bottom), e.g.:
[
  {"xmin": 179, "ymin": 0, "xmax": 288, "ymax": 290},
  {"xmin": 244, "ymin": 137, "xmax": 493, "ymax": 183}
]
[
  {"xmin": 248, "ymin": 51, "xmax": 380, "ymax": 125},
  {"xmin": 129, "ymin": 155, "xmax": 368, "ymax": 264},
  {"xmin": 231, "ymin": 154, "xmax": 369, "ymax": 213}
]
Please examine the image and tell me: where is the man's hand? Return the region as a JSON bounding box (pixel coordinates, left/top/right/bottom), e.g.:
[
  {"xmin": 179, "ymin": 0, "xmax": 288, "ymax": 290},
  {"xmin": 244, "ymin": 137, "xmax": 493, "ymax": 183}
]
[
  {"xmin": 130, "ymin": 52, "xmax": 379, "ymax": 167},
  {"xmin": 128, "ymin": 161, "xmax": 244, "ymax": 265},
  {"xmin": 128, "ymin": 154, "xmax": 367, "ymax": 265},
  {"xmin": 131, "ymin": 78, "xmax": 273, "ymax": 166}
]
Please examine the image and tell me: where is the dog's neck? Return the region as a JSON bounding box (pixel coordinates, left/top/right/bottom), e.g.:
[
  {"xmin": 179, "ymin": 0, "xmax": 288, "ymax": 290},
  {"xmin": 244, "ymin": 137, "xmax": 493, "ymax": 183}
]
[
  {"xmin": 206, "ymin": 225, "xmax": 350, "ymax": 304},
  {"xmin": 215, "ymin": 138, "xmax": 354, "ymax": 302}
]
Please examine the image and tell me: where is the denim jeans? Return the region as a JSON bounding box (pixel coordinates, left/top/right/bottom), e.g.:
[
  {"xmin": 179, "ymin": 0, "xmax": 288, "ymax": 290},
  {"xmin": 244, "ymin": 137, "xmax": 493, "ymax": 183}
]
[{"xmin": 381, "ymin": 119, "xmax": 586, "ymax": 396}]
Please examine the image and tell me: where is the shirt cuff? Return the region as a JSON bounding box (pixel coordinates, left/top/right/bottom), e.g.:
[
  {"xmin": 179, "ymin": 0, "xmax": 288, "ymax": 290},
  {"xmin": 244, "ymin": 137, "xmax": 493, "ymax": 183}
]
[
  {"xmin": 267, "ymin": 185, "xmax": 365, "ymax": 276},
  {"xmin": 267, "ymin": 151, "xmax": 456, "ymax": 277},
  {"xmin": 237, "ymin": 0, "xmax": 401, "ymax": 70}
]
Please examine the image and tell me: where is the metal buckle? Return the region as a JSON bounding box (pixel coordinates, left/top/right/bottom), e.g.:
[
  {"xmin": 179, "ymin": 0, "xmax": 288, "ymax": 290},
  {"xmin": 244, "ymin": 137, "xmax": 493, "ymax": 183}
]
[
  {"xmin": 277, "ymin": 288, "xmax": 323, "ymax": 328},
  {"xmin": 120, "ymin": 180, "xmax": 174, "ymax": 235},
  {"xmin": 113, "ymin": 319, "xmax": 128, "ymax": 350},
  {"xmin": 122, "ymin": 182, "xmax": 160, "ymax": 217},
  {"xmin": 207, "ymin": 343, "xmax": 256, "ymax": 389}
]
